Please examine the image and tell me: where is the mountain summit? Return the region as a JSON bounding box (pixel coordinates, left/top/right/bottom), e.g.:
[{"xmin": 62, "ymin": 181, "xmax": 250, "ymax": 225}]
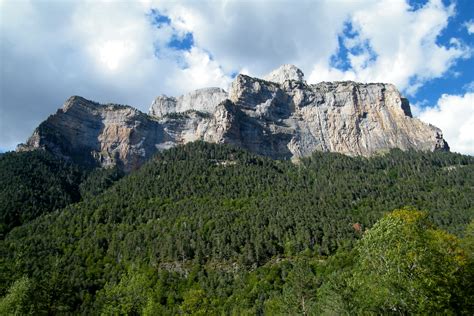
[
  {"xmin": 18, "ymin": 65, "xmax": 449, "ymax": 170},
  {"xmin": 263, "ymin": 64, "xmax": 305, "ymax": 83}
]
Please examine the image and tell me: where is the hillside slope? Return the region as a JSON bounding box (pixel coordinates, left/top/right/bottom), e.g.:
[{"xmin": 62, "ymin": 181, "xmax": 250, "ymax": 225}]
[
  {"xmin": 0, "ymin": 151, "xmax": 84, "ymax": 237},
  {"xmin": 1, "ymin": 142, "xmax": 472, "ymax": 313}
]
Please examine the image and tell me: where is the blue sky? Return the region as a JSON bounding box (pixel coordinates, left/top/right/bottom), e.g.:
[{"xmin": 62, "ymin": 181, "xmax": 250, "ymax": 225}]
[
  {"xmin": 411, "ymin": 0, "xmax": 473, "ymax": 105},
  {"xmin": 0, "ymin": 0, "xmax": 473, "ymax": 154}
]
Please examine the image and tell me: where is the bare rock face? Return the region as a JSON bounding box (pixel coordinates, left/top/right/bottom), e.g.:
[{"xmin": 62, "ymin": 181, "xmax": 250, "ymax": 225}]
[
  {"xmin": 149, "ymin": 87, "xmax": 227, "ymax": 117},
  {"xmin": 19, "ymin": 65, "xmax": 449, "ymax": 170},
  {"xmin": 18, "ymin": 96, "xmax": 166, "ymax": 172},
  {"xmin": 263, "ymin": 64, "xmax": 305, "ymax": 84},
  {"xmin": 223, "ymin": 76, "xmax": 448, "ymax": 158}
]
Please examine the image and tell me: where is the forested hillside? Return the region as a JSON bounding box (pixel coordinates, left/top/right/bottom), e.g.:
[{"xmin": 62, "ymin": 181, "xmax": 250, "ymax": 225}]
[
  {"xmin": 0, "ymin": 151, "xmax": 123, "ymax": 238},
  {"xmin": 1, "ymin": 142, "xmax": 473, "ymax": 314},
  {"xmin": 0, "ymin": 151, "xmax": 84, "ymax": 237}
]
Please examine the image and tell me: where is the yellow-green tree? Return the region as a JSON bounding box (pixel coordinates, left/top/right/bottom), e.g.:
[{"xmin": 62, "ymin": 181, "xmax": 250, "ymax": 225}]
[
  {"xmin": 0, "ymin": 276, "xmax": 34, "ymax": 315},
  {"xmin": 179, "ymin": 288, "xmax": 214, "ymax": 316},
  {"xmin": 96, "ymin": 266, "xmax": 153, "ymax": 315},
  {"xmin": 349, "ymin": 208, "xmax": 468, "ymax": 314}
]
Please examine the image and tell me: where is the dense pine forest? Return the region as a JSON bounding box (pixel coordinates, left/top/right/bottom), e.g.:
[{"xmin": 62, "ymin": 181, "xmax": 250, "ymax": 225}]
[
  {"xmin": 1, "ymin": 142, "xmax": 473, "ymax": 314},
  {"xmin": 0, "ymin": 151, "xmax": 85, "ymax": 237}
]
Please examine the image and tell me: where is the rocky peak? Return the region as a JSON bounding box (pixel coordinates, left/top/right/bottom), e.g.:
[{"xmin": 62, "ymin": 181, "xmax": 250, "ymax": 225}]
[
  {"xmin": 19, "ymin": 97, "xmax": 164, "ymax": 172},
  {"xmin": 263, "ymin": 64, "xmax": 305, "ymax": 84},
  {"xmin": 62, "ymin": 95, "xmax": 100, "ymax": 112}
]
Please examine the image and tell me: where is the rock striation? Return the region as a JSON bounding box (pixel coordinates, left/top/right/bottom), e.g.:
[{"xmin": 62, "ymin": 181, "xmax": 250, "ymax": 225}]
[{"xmin": 18, "ymin": 65, "xmax": 449, "ymax": 170}]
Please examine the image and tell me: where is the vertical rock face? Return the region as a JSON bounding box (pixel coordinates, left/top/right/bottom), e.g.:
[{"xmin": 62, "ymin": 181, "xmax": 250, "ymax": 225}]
[
  {"xmin": 227, "ymin": 77, "xmax": 448, "ymax": 158},
  {"xmin": 19, "ymin": 65, "xmax": 449, "ymax": 170},
  {"xmin": 18, "ymin": 96, "xmax": 166, "ymax": 172}
]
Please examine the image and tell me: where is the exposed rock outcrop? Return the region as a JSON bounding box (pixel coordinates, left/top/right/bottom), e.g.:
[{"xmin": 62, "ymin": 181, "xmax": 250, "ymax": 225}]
[
  {"xmin": 263, "ymin": 64, "xmax": 305, "ymax": 84},
  {"xmin": 149, "ymin": 87, "xmax": 227, "ymax": 118},
  {"xmin": 18, "ymin": 65, "xmax": 449, "ymax": 170}
]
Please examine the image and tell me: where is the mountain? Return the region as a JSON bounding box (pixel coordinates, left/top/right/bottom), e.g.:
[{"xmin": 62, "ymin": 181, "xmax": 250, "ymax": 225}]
[{"xmin": 18, "ymin": 65, "xmax": 448, "ymax": 170}]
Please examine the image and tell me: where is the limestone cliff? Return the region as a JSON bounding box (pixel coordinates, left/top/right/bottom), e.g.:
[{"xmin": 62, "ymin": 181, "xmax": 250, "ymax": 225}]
[
  {"xmin": 18, "ymin": 65, "xmax": 448, "ymax": 170},
  {"xmin": 18, "ymin": 96, "xmax": 166, "ymax": 171}
]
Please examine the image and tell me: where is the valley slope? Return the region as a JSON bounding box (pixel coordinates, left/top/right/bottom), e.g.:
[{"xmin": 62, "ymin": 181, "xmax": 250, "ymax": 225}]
[{"xmin": 1, "ymin": 143, "xmax": 473, "ymax": 314}]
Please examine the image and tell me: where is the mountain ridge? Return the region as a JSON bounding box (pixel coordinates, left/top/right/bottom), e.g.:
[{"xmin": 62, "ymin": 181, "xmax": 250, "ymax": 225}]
[{"xmin": 18, "ymin": 65, "xmax": 449, "ymax": 170}]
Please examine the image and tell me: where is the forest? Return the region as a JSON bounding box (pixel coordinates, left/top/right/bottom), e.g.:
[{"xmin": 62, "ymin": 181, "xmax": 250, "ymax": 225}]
[{"xmin": 0, "ymin": 142, "xmax": 473, "ymax": 314}]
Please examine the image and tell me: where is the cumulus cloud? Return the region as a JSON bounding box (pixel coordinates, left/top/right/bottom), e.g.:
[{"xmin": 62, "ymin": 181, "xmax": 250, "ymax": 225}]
[
  {"xmin": 159, "ymin": 0, "xmax": 469, "ymax": 93},
  {"xmin": 0, "ymin": 0, "xmax": 471, "ymax": 153},
  {"xmin": 466, "ymin": 20, "xmax": 474, "ymax": 34},
  {"xmin": 308, "ymin": 0, "xmax": 470, "ymax": 94},
  {"xmin": 0, "ymin": 0, "xmax": 230, "ymax": 150},
  {"xmin": 158, "ymin": 0, "xmax": 361, "ymax": 76},
  {"xmin": 415, "ymin": 93, "xmax": 474, "ymax": 155},
  {"xmin": 463, "ymin": 81, "xmax": 474, "ymax": 92},
  {"xmin": 166, "ymin": 47, "xmax": 232, "ymax": 91}
]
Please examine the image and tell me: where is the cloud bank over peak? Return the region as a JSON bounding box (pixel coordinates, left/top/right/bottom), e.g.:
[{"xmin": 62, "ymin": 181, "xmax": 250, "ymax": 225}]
[
  {"xmin": 308, "ymin": 0, "xmax": 470, "ymax": 94},
  {"xmin": 0, "ymin": 0, "xmax": 472, "ymax": 154}
]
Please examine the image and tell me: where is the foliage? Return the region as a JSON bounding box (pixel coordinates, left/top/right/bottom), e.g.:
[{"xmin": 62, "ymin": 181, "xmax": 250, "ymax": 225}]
[
  {"xmin": 0, "ymin": 151, "xmax": 125, "ymax": 238},
  {"xmin": 0, "ymin": 150, "xmax": 84, "ymax": 237},
  {"xmin": 96, "ymin": 265, "xmax": 155, "ymax": 315},
  {"xmin": 0, "ymin": 276, "xmax": 34, "ymax": 315},
  {"xmin": 79, "ymin": 167, "xmax": 124, "ymax": 199},
  {"xmin": 0, "ymin": 142, "xmax": 473, "ymax": 313},
  {"xmin": 320, "ymin": 208, "xmax": 471, "ymax": 314}
]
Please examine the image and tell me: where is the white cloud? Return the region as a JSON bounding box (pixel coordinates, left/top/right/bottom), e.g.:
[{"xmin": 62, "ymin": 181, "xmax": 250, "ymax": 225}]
[
  {"xmin": 0, "ymin": 0, "xmax": 231, "ymax": 150},
  {"xmin": 464, "ymin": 81, "xmax": 474, "ymax": 92},
  {"xmin": 158, "ymin": 0, "xmax": 362, "ymax": 76},
  {"xmin": 465, "ymin": 20, "xmax": 474, "ymax": 34},
  {"xmin": 167, "ymin": 47, "xmax": 232, "ymax": 91},
  {"xmin": 416, "ymin": 93, "xmax": 474, "ymax": 155},
  {"xmin": 410, "ymin": 100, "xmax": 429, "ymax": 117},
  {"xmin": 0, "ymin": 0, "xmax": 471, "ymax": 151},
  {"xmin": 97, "ymin": 40, "xmax": 136, "ymax": 71},
  {"xmin": 308, "ymin": 0, "xmax": 470, "ymax": 95}
]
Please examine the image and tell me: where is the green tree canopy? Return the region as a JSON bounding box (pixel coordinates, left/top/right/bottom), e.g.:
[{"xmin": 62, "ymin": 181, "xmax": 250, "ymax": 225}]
[
  {"xmin": 348, "ymin": 208, "xmax": 468, "ymax": 314},
  {"xmin": 0, "ymin": 276, "xmax": 34, "ymax": 315}
]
